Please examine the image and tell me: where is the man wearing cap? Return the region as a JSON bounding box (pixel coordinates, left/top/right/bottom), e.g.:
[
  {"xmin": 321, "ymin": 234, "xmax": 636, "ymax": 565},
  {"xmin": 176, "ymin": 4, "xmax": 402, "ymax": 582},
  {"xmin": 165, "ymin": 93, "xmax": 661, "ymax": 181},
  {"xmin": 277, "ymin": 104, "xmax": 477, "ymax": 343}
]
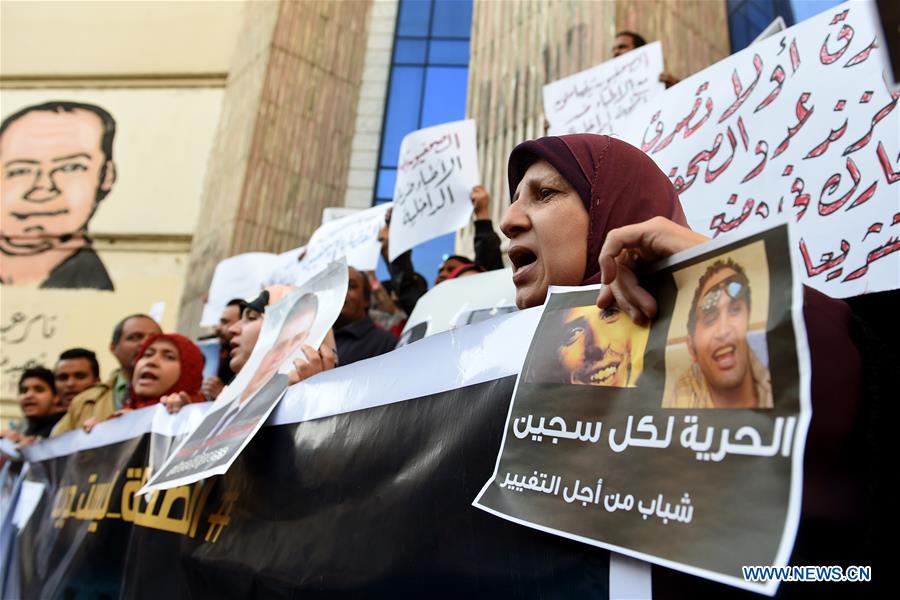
[{"xmin": 664, "ymin": 258, "xmax": 772, "ymax": 409}]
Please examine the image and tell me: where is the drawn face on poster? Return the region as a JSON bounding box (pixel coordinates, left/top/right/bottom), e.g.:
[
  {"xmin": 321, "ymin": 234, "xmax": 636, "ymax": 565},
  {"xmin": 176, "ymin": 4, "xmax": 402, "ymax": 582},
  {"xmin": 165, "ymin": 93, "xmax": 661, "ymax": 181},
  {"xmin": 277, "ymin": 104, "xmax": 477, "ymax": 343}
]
[
  {"xmin": 0, "ymin": 101, "xmax": 117, "ymax": 290},
  {"xmin": 663, "ymin": 241, "xmax": 772, "ymax": 409},
  {"xmin": 241, "ymin": 293, "xmax": 318, "ymax": 404},
  {"xmin": 524, "ymin": 302, "xmax": 649, "ymax": 388}
]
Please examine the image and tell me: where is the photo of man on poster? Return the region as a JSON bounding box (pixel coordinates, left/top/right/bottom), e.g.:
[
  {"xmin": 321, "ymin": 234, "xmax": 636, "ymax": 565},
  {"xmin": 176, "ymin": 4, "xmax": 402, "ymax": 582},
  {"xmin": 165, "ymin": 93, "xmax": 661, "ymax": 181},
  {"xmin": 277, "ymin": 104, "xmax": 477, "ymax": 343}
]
[
  {"xmin": 190, "ymin": 292, "xmax": 319, "ymax": 444},
  {"xmin": 663, "ymin": 255, "xmax": 772, "ymax": 409},
  {"xmin": 524, "ymin": 302, "xmax": 650, "ymax": 388}
]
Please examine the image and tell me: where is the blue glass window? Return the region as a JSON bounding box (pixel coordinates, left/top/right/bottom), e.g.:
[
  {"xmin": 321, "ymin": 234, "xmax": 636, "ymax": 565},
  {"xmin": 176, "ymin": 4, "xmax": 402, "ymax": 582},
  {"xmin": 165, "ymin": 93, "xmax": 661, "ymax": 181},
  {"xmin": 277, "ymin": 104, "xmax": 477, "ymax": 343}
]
[
  {"xmin": 397, "ymin": 0, "xmax": 432, "ymax": 36},
  {"xmin": 374, "ymin": 0, "xmax": 473, "ymax": 287},
  {"xmin": 428, "ymin": 40, "xmax": 470, "ymax": 65},
  {"xmin": 421, "ymin": 67, "xmax": 468, "ymax": 127},
  {"xmin": 727, "ymin": 0, "xmax": 795, "ymax": 53},
  {"xmin": 430, "ymin": 0, "xmax": 472, "ymax": 37},
  {"xmin": 394, "ymin": 40, "xmax": 428, "ymax": 64}
]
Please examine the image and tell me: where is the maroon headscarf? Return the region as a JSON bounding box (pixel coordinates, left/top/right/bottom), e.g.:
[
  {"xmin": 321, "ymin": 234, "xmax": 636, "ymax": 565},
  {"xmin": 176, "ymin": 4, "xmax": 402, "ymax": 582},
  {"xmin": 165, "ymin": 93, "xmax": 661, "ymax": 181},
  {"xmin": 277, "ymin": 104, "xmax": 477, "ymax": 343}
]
[
  {"xmin": 127, "ymin": 333, "xmax": 206, "ymax": 409},
  {"xmin": 507, "ymin": 134, "xmax": 688, "ymax": 284}
]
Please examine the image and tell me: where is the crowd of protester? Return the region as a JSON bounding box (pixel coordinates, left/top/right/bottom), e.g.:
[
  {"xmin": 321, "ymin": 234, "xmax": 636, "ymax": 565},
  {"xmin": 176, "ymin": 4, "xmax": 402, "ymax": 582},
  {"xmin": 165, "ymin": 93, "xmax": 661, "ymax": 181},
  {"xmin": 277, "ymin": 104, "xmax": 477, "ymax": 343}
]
[
  {"xmin": 1, "ymin": 32, "xmax": 888, "ymax": 587},
  {"xmin": 0, "ymin": 180, "xmax": 506, "ymax": 442}
]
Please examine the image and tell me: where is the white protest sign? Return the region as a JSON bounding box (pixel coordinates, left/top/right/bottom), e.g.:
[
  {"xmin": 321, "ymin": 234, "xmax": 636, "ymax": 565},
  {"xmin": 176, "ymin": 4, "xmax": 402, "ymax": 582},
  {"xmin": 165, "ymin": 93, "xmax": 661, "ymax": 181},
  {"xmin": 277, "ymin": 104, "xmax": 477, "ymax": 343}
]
[
  {"xmin": 303, "ymin": 202, "xmax": 391, "ymax": 273},
  {"xmin": 389, "ymin": 119, "xmax": 479, "ymax": 261},
  {"xmin": 543, "ymin": 41, "xmax": 665, "ymax": 136},
  {"xmin": 398, "ymin": 268, "xmax": 517, "ymax": 347},
  {"xmin": 200, "ymin": 252, "xmax": 279, "ymax": 327},
  {"xmin": 264, "ymin": 245, "xmax": 308, "ymax": 287},
  {"xmin": 617, "ymin": 2, "xmax": 899, "ymax": 297}
]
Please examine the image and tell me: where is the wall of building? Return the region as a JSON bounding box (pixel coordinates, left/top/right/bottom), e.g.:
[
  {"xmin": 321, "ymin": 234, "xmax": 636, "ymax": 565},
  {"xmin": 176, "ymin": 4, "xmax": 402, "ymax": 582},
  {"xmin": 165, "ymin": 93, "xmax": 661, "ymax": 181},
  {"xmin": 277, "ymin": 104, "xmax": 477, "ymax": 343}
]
[
  {"xmin": 177, "ymin": 0, "xmax": 374, "ymax": 337},
  {"xmin": 343, "ymin": 1, "xmax": 399, "ymax": 210},
  {"xmin": 460, "ymin": 0, "xmax": 730, "ymax": 257},
  {"xmin": 0, "ymin": 1, "xmax": 245, "ymax": 418},
  {"xmin": 1, "ymin": 0, "xmax": 245, "ymax": 84}
]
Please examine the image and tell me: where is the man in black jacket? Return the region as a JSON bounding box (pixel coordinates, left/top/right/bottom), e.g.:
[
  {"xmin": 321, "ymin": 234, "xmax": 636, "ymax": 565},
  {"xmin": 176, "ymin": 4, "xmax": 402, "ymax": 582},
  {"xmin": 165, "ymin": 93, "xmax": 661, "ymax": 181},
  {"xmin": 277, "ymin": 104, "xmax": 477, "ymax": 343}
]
[
  {"xmin": 335, "ymin": 267, "xmax": 398, "ymax": 366},
  {"xmin": 379, "ymin": 185, "xmax": 505, "ymax": 314}
]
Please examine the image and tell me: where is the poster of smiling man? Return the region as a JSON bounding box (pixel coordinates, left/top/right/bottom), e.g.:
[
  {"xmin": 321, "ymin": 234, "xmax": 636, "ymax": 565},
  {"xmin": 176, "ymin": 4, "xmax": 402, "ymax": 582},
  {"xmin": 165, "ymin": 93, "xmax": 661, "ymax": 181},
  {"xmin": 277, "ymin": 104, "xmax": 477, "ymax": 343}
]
[{"xmin": 475, "ymin": 223, "xmax": 810, "ymax": 595}]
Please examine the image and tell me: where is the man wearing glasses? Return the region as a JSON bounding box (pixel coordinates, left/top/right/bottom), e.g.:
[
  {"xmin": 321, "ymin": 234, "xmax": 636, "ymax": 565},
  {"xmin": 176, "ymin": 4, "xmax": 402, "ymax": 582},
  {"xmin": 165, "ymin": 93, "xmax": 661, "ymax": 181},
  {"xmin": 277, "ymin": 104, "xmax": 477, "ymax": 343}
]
[{"xmin": 664, "ymin": 259, "xmax": 772, "ymax": 409}]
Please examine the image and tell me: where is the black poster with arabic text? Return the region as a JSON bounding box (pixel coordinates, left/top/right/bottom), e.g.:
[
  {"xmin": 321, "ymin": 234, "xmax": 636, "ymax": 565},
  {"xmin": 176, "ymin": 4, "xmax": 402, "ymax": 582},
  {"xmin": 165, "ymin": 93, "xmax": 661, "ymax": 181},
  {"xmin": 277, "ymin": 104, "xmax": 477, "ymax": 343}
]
[{"xmin": 475, "ymin": 224, "xmax": 809, "ymax": 595}]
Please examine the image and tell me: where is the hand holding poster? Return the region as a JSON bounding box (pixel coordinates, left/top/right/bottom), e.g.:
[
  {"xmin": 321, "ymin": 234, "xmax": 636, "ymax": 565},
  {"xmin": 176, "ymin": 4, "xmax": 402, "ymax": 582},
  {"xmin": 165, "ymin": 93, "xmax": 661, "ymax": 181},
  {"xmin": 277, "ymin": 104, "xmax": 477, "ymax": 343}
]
[
  {"xmin": 142, "ymin": 260, "xmax": 348, "ymax": 492},
  {"xmin": 474, "ymin": 224, "xmax": 810, "ymax": 595},
  {"xmin": 389, "ymin": 119, "xmax": 479, "ymax": 261},
  {"xmin": 616, "ymin": 2, "xmax": 899, "ymax": 297},
  {"xmin": 543, "ymin": 42, "xmax": 665, "ymax": 136}
]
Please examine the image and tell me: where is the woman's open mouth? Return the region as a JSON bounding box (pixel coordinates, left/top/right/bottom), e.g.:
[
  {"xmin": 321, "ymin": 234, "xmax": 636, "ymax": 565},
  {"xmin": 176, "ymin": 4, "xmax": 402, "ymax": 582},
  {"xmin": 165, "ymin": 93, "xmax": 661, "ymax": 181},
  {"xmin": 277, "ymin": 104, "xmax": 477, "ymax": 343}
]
[{"xmin": 508, "ymin": 246, "xmax": 537, "ymax": 284}]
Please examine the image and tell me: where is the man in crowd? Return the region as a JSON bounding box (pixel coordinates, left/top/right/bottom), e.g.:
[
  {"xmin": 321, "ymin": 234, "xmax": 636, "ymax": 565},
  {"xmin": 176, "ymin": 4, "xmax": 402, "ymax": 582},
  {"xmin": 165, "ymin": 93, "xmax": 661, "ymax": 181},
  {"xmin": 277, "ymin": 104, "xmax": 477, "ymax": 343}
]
[
  {"xmin": 380, "ymin": 185, "xmax": 505, "ymax": 314},
  {"xmin": 52, "ymin": 313, "xmax": 161, "ymax": 435},
  {"xmin": 611, "ymin": 30, "xmax": 679, "ymax": 88},
  {"xmin": 54, "ymin": 348, "xmax": 101, "ymax": 410},
  {"xmin": 664, "ymin": 259, "xmax": 772, "ymax": 409},
  {"xmin": 0, "ymin": 101, "xmax": 118, "ymax": 289},
  {"xmin": 335, "ymin": 267, "xmax": 397, "ymax": 366},
  {"xmin": 433, "ymin": 185, "xmax": 504, "ymax": 285},
  {"xmin": 202, "ymin": 298, "xmax": 244, "ymax": 400}
]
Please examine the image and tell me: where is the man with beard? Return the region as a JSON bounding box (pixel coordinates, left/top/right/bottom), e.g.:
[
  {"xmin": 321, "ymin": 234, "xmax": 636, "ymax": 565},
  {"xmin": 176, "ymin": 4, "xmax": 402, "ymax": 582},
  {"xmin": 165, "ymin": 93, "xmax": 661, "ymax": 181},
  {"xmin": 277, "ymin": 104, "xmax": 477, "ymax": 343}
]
[{"xmin": 664, "ymin": 259, "xmax": 772, "ymax": 409}]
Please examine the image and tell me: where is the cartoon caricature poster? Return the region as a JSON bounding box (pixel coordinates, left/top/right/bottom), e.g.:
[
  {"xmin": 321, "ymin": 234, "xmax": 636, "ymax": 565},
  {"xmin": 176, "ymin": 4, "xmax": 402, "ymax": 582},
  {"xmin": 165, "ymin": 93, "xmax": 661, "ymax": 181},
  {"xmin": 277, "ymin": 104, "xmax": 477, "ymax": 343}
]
[{"xmin": 0, "ymin": 89, "xmax": 223, "ymax": 403}]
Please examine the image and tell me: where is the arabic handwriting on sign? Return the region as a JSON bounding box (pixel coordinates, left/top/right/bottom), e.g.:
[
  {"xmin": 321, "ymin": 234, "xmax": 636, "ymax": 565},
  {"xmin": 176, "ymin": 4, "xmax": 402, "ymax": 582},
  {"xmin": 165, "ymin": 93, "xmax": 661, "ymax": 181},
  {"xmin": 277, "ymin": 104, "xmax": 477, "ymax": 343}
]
[
  {"xmin": 841, "ymin": 235, "xmax": 900, "ymax": 282},
  {"xmin": 397, "ymin": 133, "xmax": 458, "ymax": 172},
  {"xmin": 0, "ymin": 311, "xmax": 57, "ymax": 345},
  {"xmin": 397, "ymin": 148, "xmax": 463, "ymax": 227},
  {"xmin": 718, "ymin": 54, "xmax": 763, "ymax": 124}
]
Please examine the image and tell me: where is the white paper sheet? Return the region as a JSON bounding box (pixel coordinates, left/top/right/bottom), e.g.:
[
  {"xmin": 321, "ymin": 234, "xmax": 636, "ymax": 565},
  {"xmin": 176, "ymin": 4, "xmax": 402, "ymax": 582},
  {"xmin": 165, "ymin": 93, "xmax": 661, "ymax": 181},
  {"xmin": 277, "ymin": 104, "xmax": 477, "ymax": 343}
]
[
  {"xmin": 543, "ymin": 42, "xmax": 665, "ymax": 136},
  {"xmin": 616, "ymin": 2, "xmax": 899, "ymax": 297},
  {"xmin": 389, "ymin": 119, "xmax": 479, "ymax": 261}
]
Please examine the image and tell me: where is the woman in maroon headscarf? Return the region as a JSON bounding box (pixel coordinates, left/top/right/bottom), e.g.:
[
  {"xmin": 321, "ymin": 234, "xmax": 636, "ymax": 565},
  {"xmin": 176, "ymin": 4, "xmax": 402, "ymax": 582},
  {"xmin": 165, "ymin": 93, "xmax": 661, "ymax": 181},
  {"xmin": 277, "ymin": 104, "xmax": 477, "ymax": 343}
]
[
  {"xmin": 503, "ymin": 134, "xmax": 874, "ymax": 596},
  {"xmin": 82, "ymin": 333, "xmax": 206, "ymax": 432},
  {"xmin": 502, "ymin": 134, "xmax": 703, "ymax": 313}
]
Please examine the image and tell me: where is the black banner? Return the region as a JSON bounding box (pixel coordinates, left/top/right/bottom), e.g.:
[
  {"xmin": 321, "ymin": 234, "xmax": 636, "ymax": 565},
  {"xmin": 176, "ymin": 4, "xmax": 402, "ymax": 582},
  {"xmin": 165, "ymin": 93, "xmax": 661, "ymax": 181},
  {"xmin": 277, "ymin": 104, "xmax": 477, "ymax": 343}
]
[{"xmin": 17, "ymin": 377, "xmax": 613, "ymax": 598}]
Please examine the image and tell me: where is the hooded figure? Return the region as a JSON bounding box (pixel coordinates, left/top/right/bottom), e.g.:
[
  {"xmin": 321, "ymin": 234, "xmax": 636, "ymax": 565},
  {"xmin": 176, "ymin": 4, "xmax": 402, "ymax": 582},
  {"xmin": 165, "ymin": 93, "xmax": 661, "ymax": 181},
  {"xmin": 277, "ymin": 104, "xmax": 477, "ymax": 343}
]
[{"xmin": 126, "ymin": 333, "xmax": 206, "ymax": 410}]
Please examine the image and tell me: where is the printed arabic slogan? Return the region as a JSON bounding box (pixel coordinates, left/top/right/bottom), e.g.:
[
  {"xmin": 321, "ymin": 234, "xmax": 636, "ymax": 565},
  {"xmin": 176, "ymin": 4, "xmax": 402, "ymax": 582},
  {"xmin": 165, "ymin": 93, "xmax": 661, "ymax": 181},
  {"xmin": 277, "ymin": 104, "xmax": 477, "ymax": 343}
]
[
  {"xmin": 543, "ymin": 41, "xmax": 665, "ymax": 136},
  {"xmin": 141, "ymin": 261, "xmax": 348, "ymax": 493},
  {"xmin": 617, "ymin": 2, "xmax": 899, "ymax": 298},
  {"xmin": 388, "ymin": 119, "xmax": 479, "ymax": 261},
  {"xmin": 474, "ymin": 224, "xmax": 810, "ymax": 595}
]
